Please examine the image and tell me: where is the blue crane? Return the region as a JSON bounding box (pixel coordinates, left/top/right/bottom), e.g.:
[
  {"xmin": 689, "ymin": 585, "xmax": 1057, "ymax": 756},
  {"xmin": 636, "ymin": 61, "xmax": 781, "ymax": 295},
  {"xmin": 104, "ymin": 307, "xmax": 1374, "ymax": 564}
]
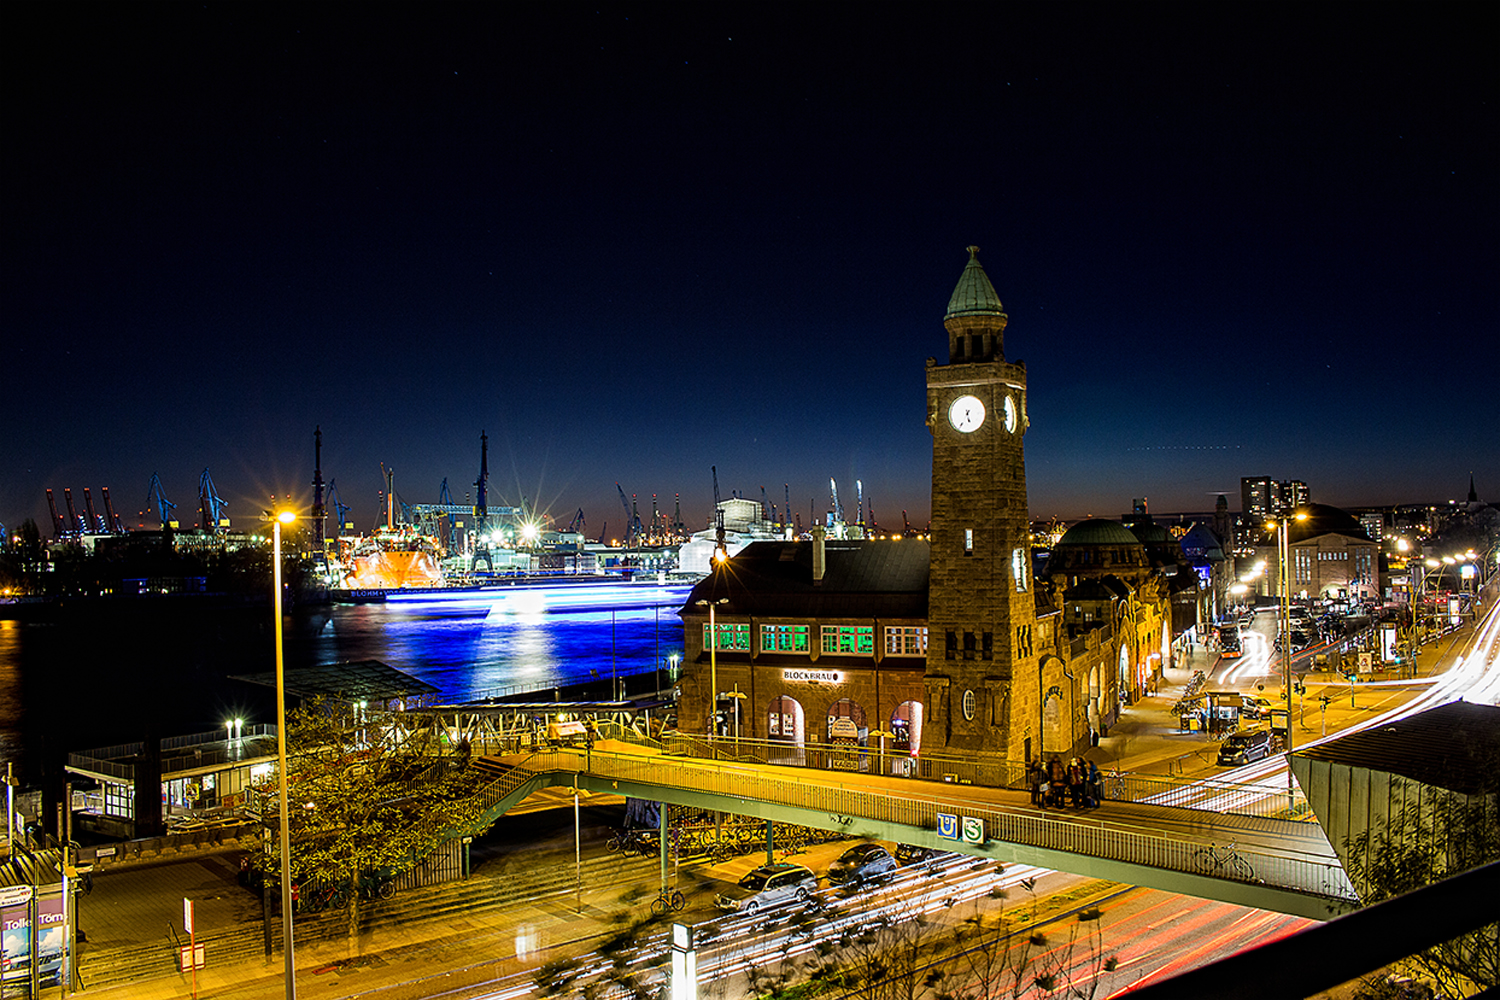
[
  {"xmin": 199, "ymin": 469, "xmax": 228, "ymax": 531},
  {"xmin": 326, "ymin": 479, "xmax": 353, "ymax": 535},
  {"xmin": 147, "ymin": 473, "xmax": 178, "ymax": 528}
]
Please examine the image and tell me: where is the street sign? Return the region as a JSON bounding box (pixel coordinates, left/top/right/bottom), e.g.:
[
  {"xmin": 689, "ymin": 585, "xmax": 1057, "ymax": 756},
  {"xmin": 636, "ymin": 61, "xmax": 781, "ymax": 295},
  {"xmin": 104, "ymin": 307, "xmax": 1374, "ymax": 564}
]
[
  {"xmin": 183, "ymin": 897, "xmax": 194, "ymax": 933},
  {"xmin": 936, "ymin": 813, "xmax": 958, "ymax": 840},
  {"xmin": 961, "ymin": 816, "xmax": 985, "ymax": 845},
  {"xmin": 178, "ymin": 944, "xmax": 205, "ymax": 971}
]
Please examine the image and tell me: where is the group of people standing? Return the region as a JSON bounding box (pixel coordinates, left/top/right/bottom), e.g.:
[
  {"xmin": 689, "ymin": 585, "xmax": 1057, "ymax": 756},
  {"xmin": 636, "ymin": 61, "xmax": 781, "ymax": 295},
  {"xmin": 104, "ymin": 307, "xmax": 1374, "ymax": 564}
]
[{"xmin": 1027, "ymin": 756, "xmax": 1103, "ymax": 809}]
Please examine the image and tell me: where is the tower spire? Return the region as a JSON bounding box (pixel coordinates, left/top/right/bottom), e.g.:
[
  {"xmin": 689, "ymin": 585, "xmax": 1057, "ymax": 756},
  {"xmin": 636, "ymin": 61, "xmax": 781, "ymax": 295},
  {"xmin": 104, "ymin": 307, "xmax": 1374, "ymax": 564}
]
[{"xmin": 944, "ymin": 245, "xmax": 1008, "ymax": 363}]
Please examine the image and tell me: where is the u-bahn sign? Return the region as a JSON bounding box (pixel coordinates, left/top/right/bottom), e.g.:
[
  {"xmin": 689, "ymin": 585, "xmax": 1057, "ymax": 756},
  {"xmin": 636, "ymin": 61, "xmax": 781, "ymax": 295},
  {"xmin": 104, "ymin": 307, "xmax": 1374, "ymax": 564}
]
[{"xmin": 937, "ymin": 812, "xmax": 987, "ymax": 845}]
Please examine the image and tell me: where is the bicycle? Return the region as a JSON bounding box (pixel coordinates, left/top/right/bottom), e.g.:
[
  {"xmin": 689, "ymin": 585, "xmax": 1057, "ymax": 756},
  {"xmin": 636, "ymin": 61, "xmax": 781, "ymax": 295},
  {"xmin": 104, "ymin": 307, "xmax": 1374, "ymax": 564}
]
[
  {"xmin": 649, "ymin": 887, "xmax": 686, "ymax": 915},
  {"xmin": 1193, "ymin": 842, "xmax": 1254, "ymax": 881}
]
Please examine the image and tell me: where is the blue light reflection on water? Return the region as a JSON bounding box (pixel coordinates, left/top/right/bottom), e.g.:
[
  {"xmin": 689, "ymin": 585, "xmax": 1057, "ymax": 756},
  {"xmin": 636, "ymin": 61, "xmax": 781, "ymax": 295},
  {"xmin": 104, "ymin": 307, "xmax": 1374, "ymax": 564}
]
[{"xmin": 294, "ymin": 585, "xmax": 694, "ymax": 702}]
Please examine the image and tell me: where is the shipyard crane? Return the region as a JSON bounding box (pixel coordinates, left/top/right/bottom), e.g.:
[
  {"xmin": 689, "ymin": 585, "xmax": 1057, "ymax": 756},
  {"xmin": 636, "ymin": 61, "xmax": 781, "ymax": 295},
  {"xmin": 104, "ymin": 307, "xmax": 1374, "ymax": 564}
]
[
  {"xmin": 199, "ymin": 469, "xmax": 229, "ymax": 532},
  {"xmin": 631, "ymin": 494, "xmax": 644, "ymax": 543},
  {"xmin": 45, "ymin": 489, "xmax": 64, "ymax": 537},
  {"xmin": 785, "ymin": 484, "xmax": 792, "ymax": 533},
  {"xmin": 760, "ymin": 486, "xmax": 771, "ymax": 524},
  {"xmin": 855, "ymin": 479, "xmax": 865, "ymax": 532},
  {"xmin": 902, "ymin": 510, "xmax": 914, "ymax": 538},
  {"xmin": 567, "ymin": 508, "xmax": 586, "ymax": 533},
  {"xmin": 83, "ymin": 488, "xmax": 102, "ymax": 533},
  {"xmin": 711, "ymin": 467, "xmax": 726, "ymax": 559},
  {"xmin": 616, "ymin": 484, "xmax": 637, "ymax": 546},
  {"xmin": 101, "ymin": 486, "xmax": 123, "ymax": 533},
  {"xmin": 867, "ymin": 494, "xmax": 879, "ymax": 536},
  {"xmin": 829, "ymin": 478, "xmax": 844, "ymax": 528},
  {"xmin": 63, "ymin": 489, "xmax": 83, "ymax": 535},
  {"xmin": 147, "ymin": 474, "xmax": 178, "ymax": 529},
  {"xmin": 326, "ymin": 479, "xmax": 353, "ymax": 535},
  {"xmin": 310, "ymin": 427, "xmax": 327, "ymax": 550},
  {"xmin": 672, "ymin": 494, "xmax": 685, "ymax": 538}
]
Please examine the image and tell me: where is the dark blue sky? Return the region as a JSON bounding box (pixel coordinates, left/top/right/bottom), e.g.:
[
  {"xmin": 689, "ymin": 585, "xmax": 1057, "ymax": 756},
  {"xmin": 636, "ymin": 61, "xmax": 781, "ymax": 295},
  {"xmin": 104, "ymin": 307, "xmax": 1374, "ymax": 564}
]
[{"xmin": 5, "ymin": 4, "xmax": 1496, "ymax": 538}]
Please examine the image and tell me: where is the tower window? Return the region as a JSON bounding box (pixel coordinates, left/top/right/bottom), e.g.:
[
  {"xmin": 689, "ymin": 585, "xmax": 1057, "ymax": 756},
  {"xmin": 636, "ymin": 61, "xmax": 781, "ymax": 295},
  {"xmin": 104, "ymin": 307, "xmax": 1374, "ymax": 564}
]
[
  {"xmin": 1012, "ymin": 547, "xmax": 1028, "ymax": 591},
  {"xmin": 981, "ymin": 631, "xmax": 993, "ymax": 660},
  {"xmin": 963, "ymin": 630, "xmax": 976, "ymax": 661},
  {"xmin": 945, "ymin": 630, "xmax": 957, "ymax": 660},
  {"xmin": 964, "ymin": 528, "xmax": 974, "ymax": 555}
]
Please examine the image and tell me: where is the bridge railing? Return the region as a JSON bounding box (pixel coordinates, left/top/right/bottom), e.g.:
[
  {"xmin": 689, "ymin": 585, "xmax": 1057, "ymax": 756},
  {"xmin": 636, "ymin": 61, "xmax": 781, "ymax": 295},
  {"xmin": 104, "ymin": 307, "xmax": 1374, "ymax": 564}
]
[
  {"xmin": 536, "ymin": 747, "xmax": 1355, "ymax": 904},
  {"xmin": 588, "ymin": 722, "xmax": 1308, "ymax": 819}
]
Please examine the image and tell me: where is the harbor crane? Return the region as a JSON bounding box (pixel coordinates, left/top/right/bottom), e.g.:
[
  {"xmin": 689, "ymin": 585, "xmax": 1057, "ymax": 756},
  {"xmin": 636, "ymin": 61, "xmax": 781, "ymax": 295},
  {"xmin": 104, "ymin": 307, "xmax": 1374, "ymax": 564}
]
[
  {"xmin": 45, "ymin": 489, "xmax": 64, "ymax": 536},
  {"xmin": 311, "ymin": 427, "xmax": 327, "ymax": 550},
  {"xmin": 785, "ymin": 484, "xmax": 792, "ymax": 533},
  {"xmin": 855, "ymin": 479, "xmax": 865, "ymax": 532},
  {"xmin": 615, "ymin": 484, "xmax": 640, "ymax": 546},
  {"xmin": 326, "ymin": 479, "xmax": 353, "ymax": 535},
  {"xmin": 567, "ymin": 508, "xmax": 586, "ymax": 533},
  {"xmin": 829, "ymin": 478, "xmax": 844, "ymax": 529},
  {"xmin": 711, "ymin": 466, "xmax": 726, "ymax": 559},
  {"xmin": 63, "ymin": 489, "xmax": 83, "ymax": 534},
  {"xmin": 760, "ymin": 485, "xmax": 771, "ymax": 524},
  {"xmin": 82, "ymin": 488, "xmax": 102, "ymax": 533},
  {"xmin": 199, "ymin": 469, "xmax": 228, "ymax": 531},
  {"xmin": 147, "ymin": 474, "xmax": 178, "ymax": 529},
  {"xmin": 101, "ymin": 486, "xmax": 123, "ymax": 533}
]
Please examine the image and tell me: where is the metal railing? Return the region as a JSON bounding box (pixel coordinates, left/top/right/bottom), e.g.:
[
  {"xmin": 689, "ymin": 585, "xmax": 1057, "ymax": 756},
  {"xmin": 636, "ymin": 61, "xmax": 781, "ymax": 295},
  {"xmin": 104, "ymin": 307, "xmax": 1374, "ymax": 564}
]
[{"xmin": 529, "ymin": 747, "xmax": 1354, "ymax": 903}]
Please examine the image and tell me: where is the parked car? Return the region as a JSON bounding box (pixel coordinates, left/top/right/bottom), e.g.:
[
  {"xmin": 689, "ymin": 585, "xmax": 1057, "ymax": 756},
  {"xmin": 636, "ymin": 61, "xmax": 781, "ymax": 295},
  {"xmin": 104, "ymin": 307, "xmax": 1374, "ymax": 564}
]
[
  {"xmin": 827, "ymin": 843, "xmax": 898, "ymax": 887},
  {"xmin": 1239, "ymin": 694, "xmax": 1272, "ymax": 719},
  {"xmin": 714, "ymin": 863, "xmax": 818, "ymax": 913},
  {"xmin": 1217, "ymin": 729, "xmax": 1274, "ymax": 766}
]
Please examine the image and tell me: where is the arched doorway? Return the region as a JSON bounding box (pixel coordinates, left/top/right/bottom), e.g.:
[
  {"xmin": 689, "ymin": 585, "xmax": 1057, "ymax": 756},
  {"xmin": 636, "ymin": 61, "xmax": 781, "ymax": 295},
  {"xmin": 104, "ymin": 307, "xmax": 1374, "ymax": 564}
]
[
  {"xmin": 1088, "ymin": 663, "xmax": 1101, "ymax": 733},
  {"xmin": 1118, "ymin": 642, "xmax": 1132, "ymax": 708},
  {"xmin": 825, "ymin": 697, "xmax": 868, "ymax": 745},
  {"xmin": 768, "ymin": 695, "xmax": 804, "ymax": 746},
  {"xmin": 891, "ymin": 701, "xmax": 923, "ymax": 754}
]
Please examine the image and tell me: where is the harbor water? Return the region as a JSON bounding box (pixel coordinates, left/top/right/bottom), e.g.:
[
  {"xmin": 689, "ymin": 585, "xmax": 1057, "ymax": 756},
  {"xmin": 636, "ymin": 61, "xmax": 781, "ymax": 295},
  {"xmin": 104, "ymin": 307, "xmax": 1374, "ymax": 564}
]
[{"xmin": 0, "ymin": 583, "xmax": 691, "ymax": 789}]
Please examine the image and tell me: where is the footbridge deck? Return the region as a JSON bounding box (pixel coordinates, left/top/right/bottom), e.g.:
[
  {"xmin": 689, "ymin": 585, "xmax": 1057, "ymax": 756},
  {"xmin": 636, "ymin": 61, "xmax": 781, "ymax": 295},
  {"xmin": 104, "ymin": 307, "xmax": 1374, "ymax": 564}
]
[{"xmin": 472, "ymin": 740, "xmax": 1358, "ymax": 921}]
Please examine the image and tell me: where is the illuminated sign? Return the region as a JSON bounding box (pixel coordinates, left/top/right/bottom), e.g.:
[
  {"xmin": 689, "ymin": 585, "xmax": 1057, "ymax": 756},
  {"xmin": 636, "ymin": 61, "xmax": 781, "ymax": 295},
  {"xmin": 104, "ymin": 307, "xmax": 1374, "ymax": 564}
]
[
  {"xmin": 783, "ymin": 669, "xmax": 841, "ymax": 683},
  {"xmin": 1380, "ymin": 626, "xmax": 1397, "ymax": 662}
]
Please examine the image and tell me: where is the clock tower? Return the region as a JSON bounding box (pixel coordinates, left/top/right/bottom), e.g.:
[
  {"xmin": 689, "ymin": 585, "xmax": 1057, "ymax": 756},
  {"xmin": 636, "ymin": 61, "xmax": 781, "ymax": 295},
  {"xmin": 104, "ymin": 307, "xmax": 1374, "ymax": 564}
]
[{"xmin": 926, "ymin": 246, "xmax": 1039, "ymax": 756}]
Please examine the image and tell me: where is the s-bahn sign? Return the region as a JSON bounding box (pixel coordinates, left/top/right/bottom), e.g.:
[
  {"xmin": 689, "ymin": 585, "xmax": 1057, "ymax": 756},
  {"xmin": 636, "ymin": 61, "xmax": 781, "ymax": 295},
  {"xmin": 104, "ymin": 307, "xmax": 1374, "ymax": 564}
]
[{"xmin": 937, "ymin": 812, "xmax": 987, "ymax": 845}]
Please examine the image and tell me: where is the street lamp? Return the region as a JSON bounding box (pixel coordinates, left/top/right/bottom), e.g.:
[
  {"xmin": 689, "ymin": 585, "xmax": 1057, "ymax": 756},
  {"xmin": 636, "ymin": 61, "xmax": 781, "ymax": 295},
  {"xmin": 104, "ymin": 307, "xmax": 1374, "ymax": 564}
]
[
  {"xmin": 694, "ymin": 598, "xmax": 728, "ymax": 739},
  {"xmin": 268, "ymin": 509, "xmax": 297, "ymax": 1000},
  {"xmin": 1268, "ymin": 510, "xmax": 1306, "ymax": 801}
]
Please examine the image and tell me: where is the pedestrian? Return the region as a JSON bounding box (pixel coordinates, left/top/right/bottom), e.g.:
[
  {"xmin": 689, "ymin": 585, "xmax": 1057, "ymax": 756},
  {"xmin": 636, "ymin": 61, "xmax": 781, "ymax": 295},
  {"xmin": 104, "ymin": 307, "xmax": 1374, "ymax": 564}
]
[
  {"xmin": 1087, "ymin": 762, "xmax": 1102, "ymax": 807},
  {"xmin": 1027, "ymin": 760, "xmax": 1043, "ymax": 806},
  {"xmin": 1048, "ymin": 756, "xmax": 1065, "ymax": 808},
  {"xmin": 1068, "ymin": 759, "xmax": 1085, "ymax": 807}
]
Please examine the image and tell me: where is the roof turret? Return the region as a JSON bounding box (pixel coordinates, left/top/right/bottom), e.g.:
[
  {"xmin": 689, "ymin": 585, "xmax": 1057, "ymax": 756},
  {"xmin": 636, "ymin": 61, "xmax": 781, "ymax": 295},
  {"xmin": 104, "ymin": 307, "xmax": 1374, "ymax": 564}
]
[{"xmin": 943, "ymin": 246, "xmax": 1009, "ymax": 364}]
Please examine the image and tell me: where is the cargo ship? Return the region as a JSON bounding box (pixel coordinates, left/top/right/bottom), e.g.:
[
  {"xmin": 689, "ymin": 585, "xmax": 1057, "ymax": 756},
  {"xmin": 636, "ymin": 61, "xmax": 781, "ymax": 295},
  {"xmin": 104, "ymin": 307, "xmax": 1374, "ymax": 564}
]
[{"xmin": 338, "ymin": 524, "xmax": 444, "ymax": 590}]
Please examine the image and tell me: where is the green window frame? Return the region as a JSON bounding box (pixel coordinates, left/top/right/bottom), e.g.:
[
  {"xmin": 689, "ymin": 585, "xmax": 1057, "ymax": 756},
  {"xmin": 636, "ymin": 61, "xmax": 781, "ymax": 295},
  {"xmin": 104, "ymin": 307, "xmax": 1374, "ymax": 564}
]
[
  {"xmin": 821, "ymin": 625, "xmax": 874, "ymax": 655},
  {"xmin": 703, "ymin": 622, "xmax": 750, "ymax": 651},
  {"xmin": 761, "ymin": 624, "xmax": 809, "ymax": 653}
]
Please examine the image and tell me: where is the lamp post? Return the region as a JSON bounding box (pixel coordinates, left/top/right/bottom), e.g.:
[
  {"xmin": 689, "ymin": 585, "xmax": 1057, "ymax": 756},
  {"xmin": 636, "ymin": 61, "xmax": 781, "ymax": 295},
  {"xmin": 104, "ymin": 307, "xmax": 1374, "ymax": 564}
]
[
  {"xmin": 694, "ymin": 598, "xmax": 728, "ymax": 739},
  {"xmin": 1270, "ymin": 510, "xmax": 1305, "ymax": 802},
  {"xmin": 269, "ymin": 510, "xmax": 297, "ymax": 1000}
]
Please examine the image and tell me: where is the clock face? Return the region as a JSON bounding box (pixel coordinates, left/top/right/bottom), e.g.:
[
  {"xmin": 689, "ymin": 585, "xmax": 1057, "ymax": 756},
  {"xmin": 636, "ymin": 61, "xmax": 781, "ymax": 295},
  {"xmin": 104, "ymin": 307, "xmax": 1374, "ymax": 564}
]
[
  {"xmin": 1002, "ymin": 395, "xmax": 1017, "ymax": 433},
  {"xmin": 948, "ymin": 395, "xmax": 985, "ymax": 433}
]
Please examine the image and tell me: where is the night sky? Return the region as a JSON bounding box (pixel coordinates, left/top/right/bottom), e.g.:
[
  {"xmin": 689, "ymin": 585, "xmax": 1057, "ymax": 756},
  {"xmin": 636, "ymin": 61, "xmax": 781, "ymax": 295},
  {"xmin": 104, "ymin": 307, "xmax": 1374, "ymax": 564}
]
[{"xmin": 5, "ymin": 5, "xmax": 1496, "ymax": 539}]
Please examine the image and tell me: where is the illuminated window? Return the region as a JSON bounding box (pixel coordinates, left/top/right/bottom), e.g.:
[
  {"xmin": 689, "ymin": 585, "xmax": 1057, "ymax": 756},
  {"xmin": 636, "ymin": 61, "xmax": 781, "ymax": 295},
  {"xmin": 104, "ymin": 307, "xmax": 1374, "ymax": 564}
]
[
  {"xmin": 703, "ymin": 622, "xmax": 751, "ymax": 650},
  {"xmin": 964, "ymin": 528, "xmax": 974, "ymax": 555},
  {"xmin": 821, "ymin": 625, "xmax": 874, "ymax": 655},
  {"xmin": 884, "ymin": 626, "xmax": 928, "ymax": 656},
  {"xmin": 761, "ymin": 624, "xmax": 809, "ymax": 653},
  {"xmin": 1012, "ymin": 547, "xmax": 1028, "ymax": 591}
]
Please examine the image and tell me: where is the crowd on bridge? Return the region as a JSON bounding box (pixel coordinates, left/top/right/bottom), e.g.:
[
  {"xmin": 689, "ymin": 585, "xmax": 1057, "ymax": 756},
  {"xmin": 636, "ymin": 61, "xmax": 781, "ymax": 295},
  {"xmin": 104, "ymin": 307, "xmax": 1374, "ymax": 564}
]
[{"xmin": 1028, "ymin": 756, "xmax": 1103, "ymax": 809}]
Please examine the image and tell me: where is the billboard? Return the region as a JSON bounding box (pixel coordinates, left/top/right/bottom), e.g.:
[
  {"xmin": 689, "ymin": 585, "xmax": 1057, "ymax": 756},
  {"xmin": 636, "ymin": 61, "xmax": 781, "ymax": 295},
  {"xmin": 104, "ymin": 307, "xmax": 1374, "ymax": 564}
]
[{"xmin": 1, "ymin": 891, "xmax": 66, "ymax": 997}]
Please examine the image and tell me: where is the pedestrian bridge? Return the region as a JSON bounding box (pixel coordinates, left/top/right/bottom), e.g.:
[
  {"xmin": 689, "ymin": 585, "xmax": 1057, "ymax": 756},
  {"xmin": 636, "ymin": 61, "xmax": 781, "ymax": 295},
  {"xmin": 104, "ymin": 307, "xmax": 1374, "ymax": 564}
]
[{"xmin": 471, "ymin": 739, "xmax": 1359, "ymax": 921}]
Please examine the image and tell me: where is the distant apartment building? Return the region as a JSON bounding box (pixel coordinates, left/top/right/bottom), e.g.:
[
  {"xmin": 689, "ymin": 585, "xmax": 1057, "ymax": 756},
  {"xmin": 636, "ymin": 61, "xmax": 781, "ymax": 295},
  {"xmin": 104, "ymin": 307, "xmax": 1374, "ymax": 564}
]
[
  {"xmin": 1241, "ymin": 476, "xmax": 1309, "ymax": 520},
  {"xmin": 1358, "ymin": 511, "xmax": 1385, "ymax": 543}
]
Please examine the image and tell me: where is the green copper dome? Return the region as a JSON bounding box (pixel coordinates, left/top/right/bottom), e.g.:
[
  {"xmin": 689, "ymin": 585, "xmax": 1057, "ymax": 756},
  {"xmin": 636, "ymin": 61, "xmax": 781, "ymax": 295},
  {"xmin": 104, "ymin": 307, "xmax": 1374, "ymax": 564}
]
[
  {"xmin": 945, "ymin": 246, "xmax": 1006, "ymax": 319},
  {"xmin": 1055, "ymin": 519, "xmax": 1145, "ymax": 548}
]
